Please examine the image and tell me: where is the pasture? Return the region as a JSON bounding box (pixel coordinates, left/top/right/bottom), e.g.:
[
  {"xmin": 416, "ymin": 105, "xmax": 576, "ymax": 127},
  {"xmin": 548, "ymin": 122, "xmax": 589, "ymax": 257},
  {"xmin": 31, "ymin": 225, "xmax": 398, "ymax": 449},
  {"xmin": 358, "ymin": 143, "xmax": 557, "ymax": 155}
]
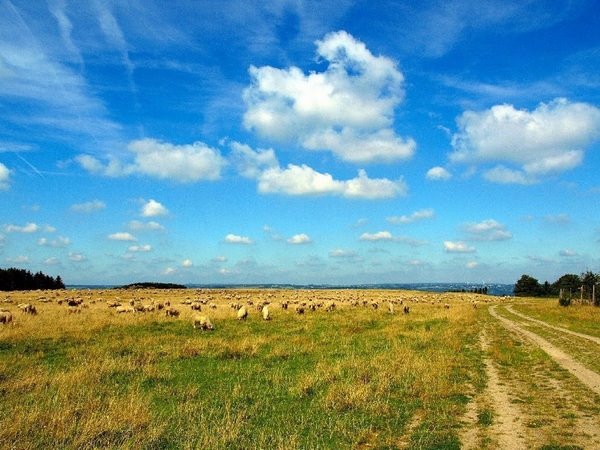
[{"xmin": 0, "ymin": 288, "xmax": 598, "ymax": 449}]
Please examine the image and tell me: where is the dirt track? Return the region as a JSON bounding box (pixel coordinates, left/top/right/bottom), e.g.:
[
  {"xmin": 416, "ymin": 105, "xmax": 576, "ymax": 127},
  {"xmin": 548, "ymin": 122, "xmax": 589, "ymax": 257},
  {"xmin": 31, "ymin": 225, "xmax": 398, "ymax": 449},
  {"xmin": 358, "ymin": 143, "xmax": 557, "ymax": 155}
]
[
  {"xmin": 489, "ymin": 305, "xmax": 600, "ymax": 396},
  {"xmin": 505, "ymin": 305, "xmax": 600, "ymax": 345}
]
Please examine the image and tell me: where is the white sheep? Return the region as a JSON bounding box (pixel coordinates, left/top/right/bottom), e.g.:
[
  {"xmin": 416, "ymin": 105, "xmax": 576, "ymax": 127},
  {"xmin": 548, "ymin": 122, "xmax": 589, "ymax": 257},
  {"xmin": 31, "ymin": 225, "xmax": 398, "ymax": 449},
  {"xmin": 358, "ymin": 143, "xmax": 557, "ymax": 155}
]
[
  {"xmin": 262, "ymin": 305, "xmax": 271, "ymax": 320},
  {"xmin": 237, "ymin": 305, "xmax": 248, "ymax": 320},
  {"xmin": 193, "ymin": 314, "xmax": 214, "ymax": 331},
  {"xmin": 0, "ymin": 311, "xmax": 13, "ymax": 324}
]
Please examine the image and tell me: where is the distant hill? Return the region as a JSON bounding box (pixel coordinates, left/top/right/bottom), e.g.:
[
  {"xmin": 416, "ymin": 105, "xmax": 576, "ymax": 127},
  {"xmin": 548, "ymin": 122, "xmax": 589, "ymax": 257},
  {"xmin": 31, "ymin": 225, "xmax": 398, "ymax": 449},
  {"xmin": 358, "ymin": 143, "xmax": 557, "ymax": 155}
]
[{"xmin": 118, "ymin": 282, "xmax": 187, "ymax": 290}]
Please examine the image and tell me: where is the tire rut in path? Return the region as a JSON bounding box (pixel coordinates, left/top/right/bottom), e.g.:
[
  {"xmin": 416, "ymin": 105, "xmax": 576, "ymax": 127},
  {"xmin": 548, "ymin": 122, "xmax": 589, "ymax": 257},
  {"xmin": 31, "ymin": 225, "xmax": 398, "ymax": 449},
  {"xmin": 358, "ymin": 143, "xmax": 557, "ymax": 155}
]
[
  {"xmin": 489, "ymin": 305, "xmax": 600, "ymax": 396},
  {"xmin": 505, "ymin": 305, "xmax": 600, "ymax": 345},
  {"xmin": 460, "ymin": 331, "xmax": 527, "ymax": 450}
]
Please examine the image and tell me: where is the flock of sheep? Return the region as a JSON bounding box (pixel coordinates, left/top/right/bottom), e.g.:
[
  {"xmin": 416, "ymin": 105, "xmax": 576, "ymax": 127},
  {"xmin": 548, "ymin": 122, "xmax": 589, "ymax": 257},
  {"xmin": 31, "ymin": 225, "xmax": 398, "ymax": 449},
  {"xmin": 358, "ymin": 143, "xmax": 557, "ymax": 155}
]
[{"xmin": 0, "ymin": 289, "xmax": 489, "ymax": 330}]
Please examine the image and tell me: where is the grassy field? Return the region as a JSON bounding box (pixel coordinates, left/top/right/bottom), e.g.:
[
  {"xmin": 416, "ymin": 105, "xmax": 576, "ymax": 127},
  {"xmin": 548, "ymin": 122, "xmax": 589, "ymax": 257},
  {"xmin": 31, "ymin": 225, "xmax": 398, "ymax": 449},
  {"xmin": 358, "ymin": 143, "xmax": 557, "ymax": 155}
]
[{"xmin": 0, "ymin": 289, "xmax": 598, "ymax": 449}]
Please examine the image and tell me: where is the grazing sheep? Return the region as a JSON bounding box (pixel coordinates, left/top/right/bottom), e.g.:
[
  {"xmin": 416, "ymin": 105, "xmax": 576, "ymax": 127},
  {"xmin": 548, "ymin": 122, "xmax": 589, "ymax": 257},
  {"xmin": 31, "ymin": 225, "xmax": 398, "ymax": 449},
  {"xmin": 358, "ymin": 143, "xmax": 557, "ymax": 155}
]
[
  {"xmin": 237, "ymin": 306, "xmax": 248, "ymax": 320},
  {"xmin": 191, "ymin": 302, "xmax": 202, "ymax": 311},
  {"xmin": 0, "ymin": 311, "xmax": 13, "ymax": 324},
  {"xmin": 444, "ymin": 303, "xmax": 450, "ymax": 309},
  {"xmin": 472, "ymin": 302, "xmax": 478, "ymax": 309},
  {"xmin": 325, "ymin": 301, "xmax": 335, "ymax": 312},
  {"xmin": 209, "ymin": 303, "xmax": 217, "ymax": 309},
  {"xmin": 165, "ymin": 307, "xmax": 180, "ymax": 317},
  {"xmin": 262, "ymin": 305, "xmax": 271, "ymax": 321},
  {"xmin": 107, "ymin": 301, "xmax": 121, "ymax": 308},
  {"xmin": 308, "ymin": 303, "xmax": 316, "ymax": 312},
  {"xmin": 116, "ymin": 306, "xmax": 134, "ymax": 313},
  {"xmin": 387, "ymin": 302, "xmax": 394, "ymax": 314},
  {"xmin": 403, "ymin": 305, "xmax": 410, "ymax": 314},
  {"xmin": 18, "ymin": 303, "xmax": 37, "ymax": 315},
  {"xmin": 193, "ymin": 314, "xmax": 214, "ymax": 331},
  {"xmin": 371, "ymin": 301, "xmax": 379, "ymax": 310},
  {"xmin": 281, "ymin": 301, "xmax": 288, "ymax": 310},
  {"xmin": 295, "ymin": 305, "xmax": 305, "ymax": 315}
]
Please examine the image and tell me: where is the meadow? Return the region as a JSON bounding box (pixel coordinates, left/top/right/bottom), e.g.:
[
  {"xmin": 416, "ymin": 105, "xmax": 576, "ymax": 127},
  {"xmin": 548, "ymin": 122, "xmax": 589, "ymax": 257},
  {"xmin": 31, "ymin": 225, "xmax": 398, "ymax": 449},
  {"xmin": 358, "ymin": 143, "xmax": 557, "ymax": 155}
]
[{"xmin": 0, "ymin": 288, "xmax": 598, "ymax": 449}]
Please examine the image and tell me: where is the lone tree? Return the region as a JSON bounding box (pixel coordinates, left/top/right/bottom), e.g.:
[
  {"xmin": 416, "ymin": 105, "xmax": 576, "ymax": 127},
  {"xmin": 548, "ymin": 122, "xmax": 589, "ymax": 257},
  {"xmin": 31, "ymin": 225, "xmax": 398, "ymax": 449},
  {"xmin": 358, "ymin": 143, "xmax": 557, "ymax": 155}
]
[{"xmin": 514, "ymin": 274, "xmax": 543, "ymax": 297}]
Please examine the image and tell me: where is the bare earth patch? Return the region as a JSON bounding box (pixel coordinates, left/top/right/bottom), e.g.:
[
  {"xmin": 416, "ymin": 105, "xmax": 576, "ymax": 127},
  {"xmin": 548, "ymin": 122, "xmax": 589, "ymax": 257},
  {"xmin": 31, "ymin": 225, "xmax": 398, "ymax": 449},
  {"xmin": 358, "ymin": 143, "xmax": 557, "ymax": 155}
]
[{"xmin": 489, "ymin": 305, "xmax": 600, "ymax": 396}]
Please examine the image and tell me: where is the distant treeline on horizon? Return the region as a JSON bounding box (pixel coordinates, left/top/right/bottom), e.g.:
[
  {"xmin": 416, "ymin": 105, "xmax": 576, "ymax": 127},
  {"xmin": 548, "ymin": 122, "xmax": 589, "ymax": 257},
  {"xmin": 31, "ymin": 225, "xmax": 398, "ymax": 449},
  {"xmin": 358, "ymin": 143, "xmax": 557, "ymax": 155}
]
[{"xmin": 0, "ymin": 268, "xmax": 65, "ymax": 291}]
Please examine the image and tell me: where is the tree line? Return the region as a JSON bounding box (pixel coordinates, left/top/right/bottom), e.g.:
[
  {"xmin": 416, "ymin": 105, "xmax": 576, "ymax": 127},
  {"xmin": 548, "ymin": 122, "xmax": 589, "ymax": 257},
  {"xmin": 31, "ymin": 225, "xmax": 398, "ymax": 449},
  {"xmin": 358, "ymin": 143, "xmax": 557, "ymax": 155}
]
[
  {"xmin": 0, "ymin": 267, "xmax": 65, "ymax": 291},
  {"xmin": 514, "ymin": 271, "xmax": 599, "ymax": 305}
]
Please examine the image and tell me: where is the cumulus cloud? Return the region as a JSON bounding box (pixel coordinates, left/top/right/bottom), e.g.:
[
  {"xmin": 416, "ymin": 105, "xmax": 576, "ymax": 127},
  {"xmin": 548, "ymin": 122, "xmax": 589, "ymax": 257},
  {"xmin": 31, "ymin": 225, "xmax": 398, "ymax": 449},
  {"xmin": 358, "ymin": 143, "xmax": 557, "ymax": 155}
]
[
  {"xmin": 359, "ymin": 231, "xmax": 394, "ymax": 241},
  {"xmin": 70, "ymin": 200, "xmax": 106, "ymax": 213},
  {"xmin": 559, "ymin": 249, "xmax": 577, "ymax": 257},
  {"xmin": 0, "ymin": 163, "xmax": 11, "ymax": 190},
  {"xmin": 211, "ymin": 255, "xmax": 228, "ymax": 263},
  {"xmin": 6, "ymin": 255, "xmax": 30, "ymax": 264},
  {"xmin": 69, "ymin": 252, "xmax": 87, "ymax": 262},
  {"xmin": 77, "ymin": 138, "xmax": 227, "ymax": 182},
  {"xmin": 108, "ymin": 232, "xmax": 137, "ymax": 241},
  {"xmin": 224, "ymin": 234, "xmax": 254, "ymax": 245},
  {"xmin": 163, "ymin": 267, "xmax": 176, "ymax": 275},
  {"xmin": 243, "ymin": 30, "xmax": 415, "ymax": 163},
  {"xmin": 287, "ymin": 233, "xmax": 312, "ymax": 244},
  {"xmin": 258, "ymin": 165, "xmax": 406, "ymax": 199},
  {"xmin": 128, "ymin": 244, "xmax": 152, "ymax": 252},
  {"xmin": 443, "ymin": 241, "xmax": 476, "ymax": 253},
  {"xmin": 387, "ymin": 209, "xmax": 435, "ymax": 225},
  {"xmin": 463, "ymin": 219, "xmax": 512, "ymax": 241},
  {"xmin": 426, "ymin": 166, "xmax": 452, "ymax": 180},
  {"xmin": 451, "ymin": 98, "xmax": 600, "ymax": 183},
  {"xmin": 38, "ymin": 236, "xmax": 70, "ymax": 248},
  {"xmin": 141, "ymin": 199, "xmax": 168, "ymax": 217},
  {"xmin": 181, "ymin": 259, "xmax": 193, "ymax": 267},
  {"xmin": 44, "ymin": 257, "xmax": 61, "ymax": 266},
  {"xmin": 466, "ymin": 261, "xmax": 478, "ymax": 269},
  {"xmin": 230, "ymin": 141, "xmax": 278, "ymax": 178},
  {"xmin": 4, "ymin": 223, "xmax": 40, "ymax": 233},
  {"xmin": 128, "ymin": 220, "xmax": 165, "ymax": 231},
  {"xmin": 329, "ymin": 248, "xmax": 358, "ymax": 258}
]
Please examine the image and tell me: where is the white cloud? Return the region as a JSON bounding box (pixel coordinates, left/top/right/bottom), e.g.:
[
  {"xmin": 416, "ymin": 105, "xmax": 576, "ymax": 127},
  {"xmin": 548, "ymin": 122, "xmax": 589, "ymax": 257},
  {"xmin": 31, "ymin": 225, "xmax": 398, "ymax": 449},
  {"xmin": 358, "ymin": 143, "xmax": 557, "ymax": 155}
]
[
  {"xmin": 230, "ymin": 141, "xmax": 278, "ymax": 178},
  {"xmin": 70, "ymin": 200, "xmax": 106, "ymax": 213},
  {"xmin": 224, "ymin": 234, "xmax": 254, "ymax": 245},
  {"xmin": 128, "ymin": 139, "xmax": 226, "ymax": 182},
  {"xmin": 77, "ymin": 138, "xmax": 227, "ymax": 182},
  {"xmin": 258, "ymin": 165, "xmax": 406, "ymax": 199},
  {"xmin": 0, "ymin": 163, "xmax": 11, "ymax": 190},
  {"xmin": 6, "ymin": 255, "xmax": 30, "ymax": 264},
  {"xmin": 211, "ymin": 255, "xmax": 228, "ymax": 263},
  {"xmin": 128, "ymin": 220, "xmax": 165, "ymax": 231},
  {"xmin": 69, "ymin": 252, "xmax": 87, "ymax": 262},
  {"xmin": 108, "ymin": 232, "xmax": 137, "ymax": 242},
  {"xmin": 463, "ymin": 219, "xmax": 512, "ymax": 241},
  {"xmin": 451, "ymin": 98, "xmax": 600, "ymax": 183},
  {"xmin": 4, "ymin": 223, "xmax": 40, "ymax": 233},
  {"xmin": 329, "ymin": 248, "xmax": 358, "ymax": 258},
  {"xmin": 359, "ymin": 231, "xmax": 393, "ymax": 241},
  {"xmin": 44, "ymin": 257, "xmax": 61, "ymax": 266},
  {"xmin": 287, "ymin": 233, "xmax": 312, "ymax": 245},
  {"xmin": 443, "ymin": 241, "xmax": 476, "ymax": 253},
  {"xmin": 141, "ymin": 199, "xmax": 168, "ymax": 217},
  {"xmin": 128, "ymin": 244, "xmax": 152, "ymax": 252},
  {"xmin": 38, "ymin": 236, "xmax": 70, "ymax": 248},
  {"xmin": 559, "ymin": 249, "xmax": 577, "ymax": 257},
  {"xmin": 466, "ymin": 261, "xmax": 479, "ymax": 269},
  {"xmin": 243, "ymin": 30, "xmax": 415, "ymax": 163},
  {"xmin": 387, "ymin": 209, "xmax": 435, "ymax": 225},
  {"xmin": 426, "ymin": 166, "xmax": 452, "ymax": 180},
  {"xmin": 181, "ymin": 259, "xmax": 193, "ymax": 267},
  {"xmin": 163, "ymin": 267, "xmax": 176, "ymax": 275}
]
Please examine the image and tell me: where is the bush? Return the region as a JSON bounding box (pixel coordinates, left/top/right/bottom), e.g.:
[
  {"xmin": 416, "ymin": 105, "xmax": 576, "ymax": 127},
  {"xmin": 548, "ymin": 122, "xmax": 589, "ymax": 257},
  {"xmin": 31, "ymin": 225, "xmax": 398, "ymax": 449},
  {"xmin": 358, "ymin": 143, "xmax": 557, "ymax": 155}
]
[{"xmin": 558, "ymin": 296, "xmax": 571, "ymax": 307}]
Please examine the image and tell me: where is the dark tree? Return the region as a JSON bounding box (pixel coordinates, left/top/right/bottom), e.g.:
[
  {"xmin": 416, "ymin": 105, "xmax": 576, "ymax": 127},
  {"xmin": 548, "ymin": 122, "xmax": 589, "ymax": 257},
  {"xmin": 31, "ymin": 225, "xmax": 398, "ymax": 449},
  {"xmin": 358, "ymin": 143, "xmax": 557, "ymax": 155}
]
[
  {"xmin": 0, "ymin": 268, "xmax": 65, "ymax": 291},
  {"xmin": 514, "ymin": 274, "xmax": 543, "ymax": 297},
  {"xmin": 552, "ymin": 273, "xmax": 581, "ymax": 298}
]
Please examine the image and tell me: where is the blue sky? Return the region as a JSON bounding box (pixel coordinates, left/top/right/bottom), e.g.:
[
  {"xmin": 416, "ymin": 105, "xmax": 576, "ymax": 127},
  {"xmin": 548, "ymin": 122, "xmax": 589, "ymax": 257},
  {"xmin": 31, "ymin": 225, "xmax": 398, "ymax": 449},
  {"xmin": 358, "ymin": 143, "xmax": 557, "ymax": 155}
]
[{"xmin": 1, "ymin": 0, "xmax": 599, "ymax": 285}]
